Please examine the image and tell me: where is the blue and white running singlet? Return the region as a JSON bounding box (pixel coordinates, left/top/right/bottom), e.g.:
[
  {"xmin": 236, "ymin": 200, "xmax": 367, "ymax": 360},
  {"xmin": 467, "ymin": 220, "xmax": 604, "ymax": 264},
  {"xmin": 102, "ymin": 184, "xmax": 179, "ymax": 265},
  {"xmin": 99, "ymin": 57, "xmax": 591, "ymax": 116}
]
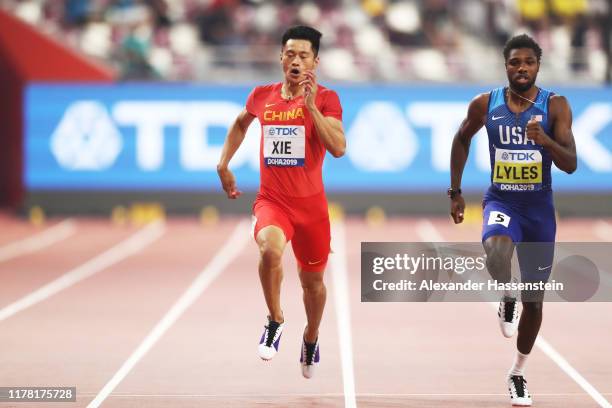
[{"xmin": 481, "ymin": 87, "xmax": 557, "ymax": 282}]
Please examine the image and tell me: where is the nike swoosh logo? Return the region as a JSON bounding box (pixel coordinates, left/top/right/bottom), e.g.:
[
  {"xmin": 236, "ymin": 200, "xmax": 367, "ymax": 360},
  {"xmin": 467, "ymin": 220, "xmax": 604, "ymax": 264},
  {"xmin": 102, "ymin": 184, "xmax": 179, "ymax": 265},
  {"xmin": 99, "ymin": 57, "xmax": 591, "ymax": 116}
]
[
  {"xmin": 308, "ymin": 260, "xmax": 322, "ymax": 265},
  {"xmin": 265, "ymin": 103, "xmax": 277, "ymax": 108},
  {"xmin": 492, "ymin": 115, "xmax": 505, "ymax": 120},
  {"xmin": 537, "ymin": 265, "xmax": 552, "ymax": 271}
]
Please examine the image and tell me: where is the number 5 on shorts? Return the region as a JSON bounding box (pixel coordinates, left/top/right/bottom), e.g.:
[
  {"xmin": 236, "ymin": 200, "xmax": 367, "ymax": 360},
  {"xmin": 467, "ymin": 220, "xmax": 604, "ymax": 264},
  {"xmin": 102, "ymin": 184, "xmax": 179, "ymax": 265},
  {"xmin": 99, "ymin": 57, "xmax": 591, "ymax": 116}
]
[{"xmin": 488, "ymin": 210, "xmax": 511, "ymax": 227}]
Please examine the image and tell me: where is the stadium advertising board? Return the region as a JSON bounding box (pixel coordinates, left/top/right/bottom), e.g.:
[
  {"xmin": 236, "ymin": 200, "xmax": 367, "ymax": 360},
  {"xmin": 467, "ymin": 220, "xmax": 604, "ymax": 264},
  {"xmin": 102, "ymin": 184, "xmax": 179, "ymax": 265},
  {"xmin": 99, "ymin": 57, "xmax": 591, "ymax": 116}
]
[{"xmin": 25, "ymin": 84, "xmax": 612, "ymax": 192}]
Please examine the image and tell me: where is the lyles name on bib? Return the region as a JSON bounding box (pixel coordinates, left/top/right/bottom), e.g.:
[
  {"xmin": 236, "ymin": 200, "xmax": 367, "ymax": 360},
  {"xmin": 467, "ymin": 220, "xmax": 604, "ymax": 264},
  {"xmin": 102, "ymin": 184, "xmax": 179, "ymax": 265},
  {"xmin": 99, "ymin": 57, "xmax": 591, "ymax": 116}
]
[{"xmin": 493, "ymin": 122, "xmax": 543, "ymax": 192}]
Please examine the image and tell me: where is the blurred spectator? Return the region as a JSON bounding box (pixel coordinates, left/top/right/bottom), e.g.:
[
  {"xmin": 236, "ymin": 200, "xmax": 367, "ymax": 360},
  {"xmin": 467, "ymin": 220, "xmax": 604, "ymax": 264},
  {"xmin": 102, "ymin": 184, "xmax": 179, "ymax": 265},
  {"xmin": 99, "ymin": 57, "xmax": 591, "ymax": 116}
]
[
  {"xmin": 195, "ymin": 0, "xmax": 237, "ymax": 46},
  {"xmin": 145, "ymin": 0, "xmax": 170, "ymax": 28},
  {"xmin": 1, "ymin": 0, "xmax": 609, "ymax": 83},
  {"xmin": 550, "ymin": 0, "xmax": 589, "ymax": 71},
  {"xmin": 64, "ymin": 0, "xmax": 93, "ymax": 26},
  {"xmin": 117, "ymin": 29, "xmax": 160, "ymax": 80},
  {"xmin": 516, "ymin": 0, "xmax": 550, "ymax": 33}
]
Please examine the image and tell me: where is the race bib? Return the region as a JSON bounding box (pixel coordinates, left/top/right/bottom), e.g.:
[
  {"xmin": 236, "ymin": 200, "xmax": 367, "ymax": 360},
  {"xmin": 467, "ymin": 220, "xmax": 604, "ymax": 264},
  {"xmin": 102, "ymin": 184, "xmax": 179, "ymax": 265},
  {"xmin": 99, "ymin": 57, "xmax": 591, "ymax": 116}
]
[
  {"xmin": 493, "ymin": 148, "xmax": 542, "ymax": 192},
  {"xmin": 487, "ymin": 210, "xmax": 511, "ymax": 227},
  {"xmin": 263, "ymin": 125, "xmax": 305, "ymax": 167}
]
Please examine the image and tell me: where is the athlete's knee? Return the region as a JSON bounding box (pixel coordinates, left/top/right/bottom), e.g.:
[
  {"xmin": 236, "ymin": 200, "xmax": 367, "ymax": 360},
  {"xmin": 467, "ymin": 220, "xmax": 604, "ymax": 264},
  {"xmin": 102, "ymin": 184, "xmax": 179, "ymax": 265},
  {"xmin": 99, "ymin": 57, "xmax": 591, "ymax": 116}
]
[
  {"xmin": 483, "ymin": 235, "xmax": 514, "ymax": 267},
  {"xmin": 485, "ymin": 250, "xmax": 511, "ymax": 275},
  {"xmin": 259, "ymin": 245, "xmax": 283, "ymax": 269},
  {"xmin": 302, "ymin": 281, "xmax": 326, "ymax": 296},
  {"xmin": 300, "ymin": 273, "xmax": 325, "ymax": 293}
]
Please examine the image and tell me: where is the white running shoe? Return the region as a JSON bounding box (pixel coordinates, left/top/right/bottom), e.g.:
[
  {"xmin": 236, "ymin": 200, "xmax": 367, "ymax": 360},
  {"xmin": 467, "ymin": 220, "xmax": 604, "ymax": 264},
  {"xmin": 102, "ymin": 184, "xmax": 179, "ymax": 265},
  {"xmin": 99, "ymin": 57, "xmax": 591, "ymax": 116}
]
[
  {"xmin": 507, "ymin": 374, "xmax": 532, "ymax": 406},
  {"xmin": 258, "ymin": 317, "xmax": 284, "ymax": 360},
  {"xmin": 300, "ymin": 336, "xmax": 320, "ymax": 379},
  {"xmin": 498, "ymin": 296, "xmax": 519, "ymax": 338}
]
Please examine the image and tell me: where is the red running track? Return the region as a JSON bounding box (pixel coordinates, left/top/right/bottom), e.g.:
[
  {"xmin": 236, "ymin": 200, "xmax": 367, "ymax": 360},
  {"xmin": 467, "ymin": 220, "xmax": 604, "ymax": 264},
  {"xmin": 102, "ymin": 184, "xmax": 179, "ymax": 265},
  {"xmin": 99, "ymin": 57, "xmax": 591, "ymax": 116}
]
[{"xmin": 0, "ymin": 215, "xmax": 610, "ymax": 407}]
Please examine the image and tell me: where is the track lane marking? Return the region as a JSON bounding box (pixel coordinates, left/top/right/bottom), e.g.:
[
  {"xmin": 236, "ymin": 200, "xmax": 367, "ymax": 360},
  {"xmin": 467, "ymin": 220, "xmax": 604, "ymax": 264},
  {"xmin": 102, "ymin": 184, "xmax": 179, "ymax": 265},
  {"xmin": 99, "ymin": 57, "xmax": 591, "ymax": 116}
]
[
  {"xmin": 86, "ymin": 220, "xmax": 250, "ymax": 408},
  {"xmin": 0, "ymin": 220, "xmax": 165, "ymax": 322},
  {"xmin": 330, "ymin": 220, "xmax": 357, "ymax": 408},
  {"xmin": 0, "ymin": 219, "xmax": 76, "ymax": 263}
]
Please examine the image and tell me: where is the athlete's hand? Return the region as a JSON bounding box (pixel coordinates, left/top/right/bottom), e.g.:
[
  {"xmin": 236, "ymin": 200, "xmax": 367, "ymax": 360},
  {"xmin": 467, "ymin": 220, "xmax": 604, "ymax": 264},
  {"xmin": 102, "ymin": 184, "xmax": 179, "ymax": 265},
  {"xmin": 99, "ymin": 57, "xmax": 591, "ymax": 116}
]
[
  {"xmin": 301, "ymin": 70, "xmax": 318, "ymax": 111},
  {"xmin": 450, "ymin": 195, "xmax": 465, "ymax": 224},
  {"xmin": 217, "ymin": 166, "xmax": 242, "ymax": 199},
  {"xmin": 526, "ymin": 118, "xmax": 552, "ymax": 147}
]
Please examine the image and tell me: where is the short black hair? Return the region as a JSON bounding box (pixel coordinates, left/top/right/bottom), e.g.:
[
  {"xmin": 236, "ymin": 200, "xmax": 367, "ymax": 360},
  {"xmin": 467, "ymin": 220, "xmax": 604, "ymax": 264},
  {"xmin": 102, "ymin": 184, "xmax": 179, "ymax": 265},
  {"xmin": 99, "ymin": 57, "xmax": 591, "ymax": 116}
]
[
  {"xmin": 281, "ymin": 25, "xmax": 322, "ymax": 56},
  {"xmin": 503, "ymin": 34, "xmax": 542, "ymax": 62}
]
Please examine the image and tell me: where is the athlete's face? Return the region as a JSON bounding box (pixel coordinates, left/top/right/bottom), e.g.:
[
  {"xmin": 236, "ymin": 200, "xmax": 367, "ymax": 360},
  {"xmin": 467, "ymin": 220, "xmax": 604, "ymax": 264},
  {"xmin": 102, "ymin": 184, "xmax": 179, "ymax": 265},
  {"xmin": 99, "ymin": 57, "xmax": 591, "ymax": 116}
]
[
  {"xmin": 505, "ymin": 48, "xmax": 539, "ymax": 92},
  {"xmin": 281, "ymin": 39, "xmax": 319, "ymax": 85}
]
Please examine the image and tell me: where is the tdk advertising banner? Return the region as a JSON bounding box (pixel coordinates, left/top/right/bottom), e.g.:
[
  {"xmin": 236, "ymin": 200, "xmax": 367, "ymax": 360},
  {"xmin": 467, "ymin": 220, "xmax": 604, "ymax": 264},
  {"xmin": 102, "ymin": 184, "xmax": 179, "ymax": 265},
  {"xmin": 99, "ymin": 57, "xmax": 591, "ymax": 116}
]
[{"xmin": 25, "ymin": 84, "xmax": 612, "ymax": 192}]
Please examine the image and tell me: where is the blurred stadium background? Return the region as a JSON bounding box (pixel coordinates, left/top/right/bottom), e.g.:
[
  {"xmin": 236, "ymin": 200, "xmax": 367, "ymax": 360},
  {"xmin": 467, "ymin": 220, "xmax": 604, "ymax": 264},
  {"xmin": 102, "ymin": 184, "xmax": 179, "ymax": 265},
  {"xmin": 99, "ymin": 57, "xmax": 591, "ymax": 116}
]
[{"xmin": 0, "ymin": 0, "xmax": 610, "ymax": 217}]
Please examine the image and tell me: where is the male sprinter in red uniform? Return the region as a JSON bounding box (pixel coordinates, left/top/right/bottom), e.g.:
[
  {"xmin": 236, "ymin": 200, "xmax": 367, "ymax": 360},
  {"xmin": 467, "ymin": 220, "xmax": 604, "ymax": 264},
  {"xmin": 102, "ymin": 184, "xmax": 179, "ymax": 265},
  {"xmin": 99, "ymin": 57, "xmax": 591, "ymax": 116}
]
[{"xmin": 217, "ymin": 25, "xmax": 345, "ymax": 379}]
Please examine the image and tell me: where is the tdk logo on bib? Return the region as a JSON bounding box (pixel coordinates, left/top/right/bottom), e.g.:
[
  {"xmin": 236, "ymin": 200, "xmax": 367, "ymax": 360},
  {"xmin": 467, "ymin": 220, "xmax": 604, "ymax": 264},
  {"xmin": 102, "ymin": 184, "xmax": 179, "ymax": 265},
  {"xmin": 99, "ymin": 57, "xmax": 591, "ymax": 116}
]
[
  {"xmin": 501, "ymin": 151, "xmax": 536, "ymax": 161},
  {"xmin": 494, "ymin": 148, "xmax": 542, "ymax": 191},
  {"xmin": 263, "ymin": 125, "xmax": 305, "ymax": 167},
  {"xmin": 269, "ymin": 127, "xmax": 298, "ymax": 137}
]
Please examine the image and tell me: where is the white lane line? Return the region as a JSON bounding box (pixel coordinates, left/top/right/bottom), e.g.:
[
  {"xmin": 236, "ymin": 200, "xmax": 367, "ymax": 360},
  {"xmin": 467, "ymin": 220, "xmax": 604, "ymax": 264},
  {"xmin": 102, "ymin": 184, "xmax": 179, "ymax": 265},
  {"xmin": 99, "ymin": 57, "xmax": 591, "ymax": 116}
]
[
  {"xmin": 76, "ymin": 392, "xmax": 612, "ymax": 398},
  {"xmin": 415, "ymin": 219, "xmax": 444, "ymax": 242},
  {"xmin": 534, "ymin": 337, "xmax": 611, "ymax": 408},
  {"xmin": 420, "ymin": 218, "xmax": 611, "ymax": 408},
  {"xmin": 594, "ymin": 220, "xmax": 612, "ymax": 241},
  {"xmin": 0, "ymin": 220, "xmax": 165, "ymax": 322},
  {"xmin": 330, "ymin": 220, "xmax": 357, "ymax": 408},
  {"xmin": 0, "ymin": 219, "xmax": 76, "ymax": 263},
  {"xmin": 86, "ymin": 220, "xmax": 250, "ymax": 408}
]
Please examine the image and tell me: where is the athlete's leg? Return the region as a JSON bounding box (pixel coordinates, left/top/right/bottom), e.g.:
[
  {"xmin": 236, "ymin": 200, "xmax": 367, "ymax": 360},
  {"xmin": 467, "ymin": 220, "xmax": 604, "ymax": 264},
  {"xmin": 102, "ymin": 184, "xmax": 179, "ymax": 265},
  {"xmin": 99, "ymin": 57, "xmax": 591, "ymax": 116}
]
[
  {"xmin": 505, "ymin": 250, "xmax": 547, "ymax": 407},
  {"xmin": 516, "ymin": 201, "xmax": 556, "ymax": 355},
  {"xmin": 482, "ymin": 201, "xmax": 523, "ymax": 339},
  {"xmin": 507, "ymin": 285, "xmax": 543, "ymax": 406},
  {"xmin": 291, "ymin": 195, "xmax": 330, "ymax": 343},
  {"xmin": 253, "ymin": 198, "xmax": 294, "ymax": 323},
  {"xmin": 483, "ymin": 235, "xmax": 514, "ymax": 284},
  {"xmin": 517, "ymin": 300, "xmax": 542, "ymax": 354},
  {"xmin": 252, "ymin": 198, "xmax": 295, "ymax": 360},
  {"xmin": 482, "ymin": 201, "xmax": 521, "ymax": 284},
  {"xmin": 516, "ymin": 243, "xmax": 554, "ymax": 354},
  {"xmin": 298, "ymin": 267, "xmax": 326, "ymax": 343},
  {"xmin": 256, "ymin": 225, "xmax": 287, "ymax": 323},
  {"xmin": 298, "ymin": 266, "xmax": 325, "ymax": 378},
  {"xmin": 506, "ymin": 205, "xmax": 556, "ymax": 406}
]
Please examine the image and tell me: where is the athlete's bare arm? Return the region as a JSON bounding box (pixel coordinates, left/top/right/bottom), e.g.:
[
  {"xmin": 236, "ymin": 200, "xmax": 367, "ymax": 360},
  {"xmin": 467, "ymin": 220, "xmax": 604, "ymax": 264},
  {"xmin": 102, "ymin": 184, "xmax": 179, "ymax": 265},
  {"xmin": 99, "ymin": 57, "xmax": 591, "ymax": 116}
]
[
  {"xmin": 525, "ymin": 95, "xmax": 577, "ymax": 174},
  {"xmin": 309, "ymin": 112, "xmax": 345, "ymax": 158},
  {"xmin": 217, "ymin": 109, "xmax": 256, "ymax": 199},
  {"xmin": 450, "ymin": 93, "xmax": 489, "ymax": 224},
  {"xmin": 302, "ymin": 70, "xmax": 346, "ymax": 158}
]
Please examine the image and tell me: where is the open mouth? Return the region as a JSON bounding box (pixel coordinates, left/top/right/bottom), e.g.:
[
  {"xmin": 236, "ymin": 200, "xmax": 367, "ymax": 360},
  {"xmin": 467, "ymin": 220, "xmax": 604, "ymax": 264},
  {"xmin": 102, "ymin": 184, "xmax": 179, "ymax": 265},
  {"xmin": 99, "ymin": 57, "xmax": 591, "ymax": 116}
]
[
  {"xmin": 289, "ymin": 68, "xmax": 300, "ymax": 76},
  {"xmin": 516, "ymin": 75, "xmax": 529, "ymax": 83}
]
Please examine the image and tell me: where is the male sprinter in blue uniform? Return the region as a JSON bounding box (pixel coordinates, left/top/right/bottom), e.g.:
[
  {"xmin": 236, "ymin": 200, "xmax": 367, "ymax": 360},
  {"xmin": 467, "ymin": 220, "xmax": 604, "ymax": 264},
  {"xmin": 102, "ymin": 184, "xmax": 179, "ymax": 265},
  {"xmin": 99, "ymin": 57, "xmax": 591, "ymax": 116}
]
[{"xmin": 449, "ymin": 34, "xmax": 576, "ymax": 406}]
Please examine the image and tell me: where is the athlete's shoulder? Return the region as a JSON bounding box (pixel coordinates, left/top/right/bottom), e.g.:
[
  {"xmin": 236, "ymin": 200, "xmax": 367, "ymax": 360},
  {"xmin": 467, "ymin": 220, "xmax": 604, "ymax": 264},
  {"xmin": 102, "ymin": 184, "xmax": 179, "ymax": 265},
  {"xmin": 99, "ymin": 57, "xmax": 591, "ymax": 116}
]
[
  {"xmin": 317, "ymin": 84, "xmax": 342, "ymax": 109},
  {"xmin": 473, "ymin": 91, "xmax": 492, "ymax": 105},
  {"xmin": 539, "ymin": 87, "xmax": 567, "ymax": 107},
  {"xmin": 548, "ymin": 92, "xmax": 569, "ymax": 105},
  {"xmin": 467, "ymin": 92, "xmax": 491, "ymax": 117},
  {"xmin": 548, "ymin": 93, "xmax": 572, "ymax": 117},
  {"xmin": 317, "ymin": 84, "xmax": 340, "ymax": 98},
  {"xmin": 247, "ymin": 83, "xmax": 281, "ymax": 114}
]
